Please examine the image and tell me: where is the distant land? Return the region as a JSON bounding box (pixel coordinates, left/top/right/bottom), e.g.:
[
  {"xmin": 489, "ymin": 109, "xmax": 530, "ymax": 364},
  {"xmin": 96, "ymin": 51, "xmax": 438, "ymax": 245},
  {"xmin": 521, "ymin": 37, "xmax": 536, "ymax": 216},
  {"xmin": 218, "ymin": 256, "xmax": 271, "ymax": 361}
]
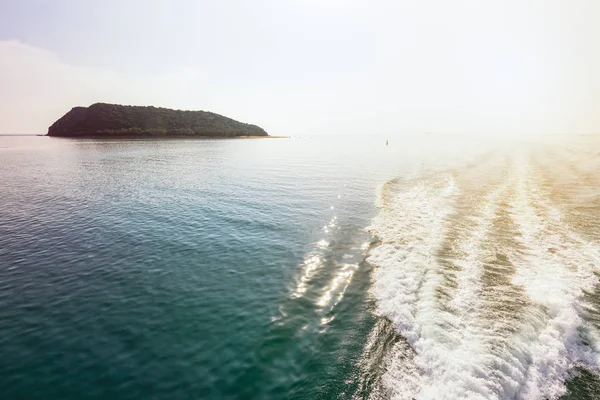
[{"xmin": 47, "ymin": 103, "xmax": 269, "ymax": 137}]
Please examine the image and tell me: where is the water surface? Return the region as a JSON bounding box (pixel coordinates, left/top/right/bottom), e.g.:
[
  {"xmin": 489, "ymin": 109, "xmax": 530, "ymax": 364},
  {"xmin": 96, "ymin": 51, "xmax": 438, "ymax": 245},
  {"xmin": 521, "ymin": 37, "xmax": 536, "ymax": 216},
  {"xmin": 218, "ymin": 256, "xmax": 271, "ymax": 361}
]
[{"xmin": 1, "ymin": 134, "xmax": 599, "ymax": 399}]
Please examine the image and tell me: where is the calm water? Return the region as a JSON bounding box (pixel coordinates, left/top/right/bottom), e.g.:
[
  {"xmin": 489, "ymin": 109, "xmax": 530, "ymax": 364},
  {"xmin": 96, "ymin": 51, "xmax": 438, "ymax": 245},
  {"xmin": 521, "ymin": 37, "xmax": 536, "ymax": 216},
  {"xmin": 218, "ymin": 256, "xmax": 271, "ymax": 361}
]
[{"xmin": 1, "ymin": 134, "xmax": 599, "ymax": 399}]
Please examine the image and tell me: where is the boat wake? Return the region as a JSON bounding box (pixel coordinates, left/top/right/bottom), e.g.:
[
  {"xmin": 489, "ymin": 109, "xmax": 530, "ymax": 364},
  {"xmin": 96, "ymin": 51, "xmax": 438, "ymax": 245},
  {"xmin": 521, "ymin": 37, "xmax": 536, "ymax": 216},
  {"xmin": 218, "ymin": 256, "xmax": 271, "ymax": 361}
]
[{"xmin": 365, "ymin": 141, "xmax": 600, "ymax": 400}]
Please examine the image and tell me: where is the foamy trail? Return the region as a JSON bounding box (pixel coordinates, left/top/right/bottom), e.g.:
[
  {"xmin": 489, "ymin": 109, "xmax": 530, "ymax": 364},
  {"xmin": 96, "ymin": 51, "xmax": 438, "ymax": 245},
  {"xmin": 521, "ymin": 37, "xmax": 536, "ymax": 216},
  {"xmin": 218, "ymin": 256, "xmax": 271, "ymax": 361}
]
[
  {"xmin": 506, "ymin": 151, "xmax": 600, "ymax": 399},
  {"xmin": 367, "ymin": 146, "xmax": 600, "ymax": 400}
]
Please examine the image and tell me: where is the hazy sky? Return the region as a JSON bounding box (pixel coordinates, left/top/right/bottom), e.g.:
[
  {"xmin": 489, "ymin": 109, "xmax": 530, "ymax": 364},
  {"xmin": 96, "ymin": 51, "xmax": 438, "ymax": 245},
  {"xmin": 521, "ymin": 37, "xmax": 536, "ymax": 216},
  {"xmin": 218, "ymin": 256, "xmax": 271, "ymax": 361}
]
[{"xmin": 1, "ymin": 0, "xmax": 600, "ymax": 135}]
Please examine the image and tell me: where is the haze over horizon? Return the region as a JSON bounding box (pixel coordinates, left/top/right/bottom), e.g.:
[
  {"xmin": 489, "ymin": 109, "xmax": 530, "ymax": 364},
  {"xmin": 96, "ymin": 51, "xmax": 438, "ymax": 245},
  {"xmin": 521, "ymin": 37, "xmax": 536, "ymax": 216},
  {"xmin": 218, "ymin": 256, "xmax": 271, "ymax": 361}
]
[{"xmin": 1, "ymin": 0, "xmax": 600, "ymax": 136}]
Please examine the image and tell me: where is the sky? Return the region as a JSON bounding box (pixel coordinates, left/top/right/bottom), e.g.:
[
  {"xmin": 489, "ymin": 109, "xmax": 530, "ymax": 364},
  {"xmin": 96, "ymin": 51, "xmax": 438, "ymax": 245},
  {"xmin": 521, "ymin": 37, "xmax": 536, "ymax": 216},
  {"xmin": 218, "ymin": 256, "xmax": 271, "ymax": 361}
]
[{"xmin": 1, "ymin": 0, "xmax": 600, "ymax": 135}]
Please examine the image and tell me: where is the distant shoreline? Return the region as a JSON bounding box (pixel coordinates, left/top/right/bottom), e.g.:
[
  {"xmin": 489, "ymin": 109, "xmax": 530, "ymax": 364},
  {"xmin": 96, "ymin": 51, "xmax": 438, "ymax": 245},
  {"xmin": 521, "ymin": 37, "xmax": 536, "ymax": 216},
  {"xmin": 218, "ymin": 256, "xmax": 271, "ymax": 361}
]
[
  {"xmin": 0, "ymin": 134, "xmax": 290, "ymax": 139},
  {"xmin": 1, "ymin": 134, "xmax": 289, "ymax": 139},
  {"xmin": 0, "ymin": 134, "xmax": 41, "ymax": 136},
  {"xmin": 238, "ymin": 135, "xmax": 289, "ymax": 139}
]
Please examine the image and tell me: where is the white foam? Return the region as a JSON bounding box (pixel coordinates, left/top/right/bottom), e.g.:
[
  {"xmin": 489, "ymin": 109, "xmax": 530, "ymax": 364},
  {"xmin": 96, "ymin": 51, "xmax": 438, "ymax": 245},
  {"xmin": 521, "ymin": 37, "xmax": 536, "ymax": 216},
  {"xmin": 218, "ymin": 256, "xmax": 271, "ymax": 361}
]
[
  {"xmin": 506, "ymin": 155, "xmax": 600, "ymax": 399},
  {"xmin": 367, "ymin": 150, "xmax": 600, "ymax": 400}
]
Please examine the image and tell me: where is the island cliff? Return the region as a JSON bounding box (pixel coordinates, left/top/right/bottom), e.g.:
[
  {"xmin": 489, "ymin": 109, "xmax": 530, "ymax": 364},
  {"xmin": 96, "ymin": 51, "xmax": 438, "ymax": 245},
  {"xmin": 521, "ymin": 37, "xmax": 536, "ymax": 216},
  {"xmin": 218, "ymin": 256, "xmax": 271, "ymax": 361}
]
[{"xmin": 47, "ymin": 103, "xmax": 268, "ymax": 137}]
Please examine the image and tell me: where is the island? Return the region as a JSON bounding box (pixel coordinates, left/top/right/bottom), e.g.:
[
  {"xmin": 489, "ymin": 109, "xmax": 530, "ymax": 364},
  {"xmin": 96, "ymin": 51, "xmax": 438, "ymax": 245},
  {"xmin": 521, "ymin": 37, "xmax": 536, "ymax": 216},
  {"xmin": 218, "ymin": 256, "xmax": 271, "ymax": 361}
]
[{"xmin": 47, "ymin": 103, "xmax": 268, "ymax": 137}]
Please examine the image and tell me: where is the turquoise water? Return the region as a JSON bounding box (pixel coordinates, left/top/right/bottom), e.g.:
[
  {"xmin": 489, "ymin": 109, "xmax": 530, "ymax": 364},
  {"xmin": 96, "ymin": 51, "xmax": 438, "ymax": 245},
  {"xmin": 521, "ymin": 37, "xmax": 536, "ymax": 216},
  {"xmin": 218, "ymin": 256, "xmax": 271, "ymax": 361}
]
[{"xmin": 1, "ymin": 135, "xmax": 600, "ymax": 399}]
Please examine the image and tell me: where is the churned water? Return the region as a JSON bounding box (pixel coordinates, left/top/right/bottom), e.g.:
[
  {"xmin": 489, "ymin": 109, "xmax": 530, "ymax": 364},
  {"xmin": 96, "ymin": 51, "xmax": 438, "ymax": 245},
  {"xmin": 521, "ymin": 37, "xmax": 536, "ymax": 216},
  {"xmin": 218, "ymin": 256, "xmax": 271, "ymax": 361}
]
[{"xmin": 1, "ymin": 134, "xmax": 599, "ymax": 399}]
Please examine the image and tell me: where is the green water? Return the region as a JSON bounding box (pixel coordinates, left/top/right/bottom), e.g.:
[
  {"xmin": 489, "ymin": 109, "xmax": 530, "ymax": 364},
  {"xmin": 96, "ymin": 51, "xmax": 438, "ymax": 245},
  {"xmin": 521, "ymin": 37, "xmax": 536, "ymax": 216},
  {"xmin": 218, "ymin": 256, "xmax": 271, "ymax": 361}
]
[
  {"xmin": 0, "ymin": 135, "xmax": 401, "ymax": 399},
  {"xmin": 1, "ymin": 135, "xmax": 599, "ymax": 399}
]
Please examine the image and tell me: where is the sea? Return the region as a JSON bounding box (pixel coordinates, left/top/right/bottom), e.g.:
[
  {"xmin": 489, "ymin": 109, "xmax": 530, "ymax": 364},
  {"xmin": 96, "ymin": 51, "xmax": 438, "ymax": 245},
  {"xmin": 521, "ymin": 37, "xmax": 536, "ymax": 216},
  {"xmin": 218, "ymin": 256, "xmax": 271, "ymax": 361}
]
[{"xmin": 1, "ymin": 134, "xmax": 599, "ymax": 400}]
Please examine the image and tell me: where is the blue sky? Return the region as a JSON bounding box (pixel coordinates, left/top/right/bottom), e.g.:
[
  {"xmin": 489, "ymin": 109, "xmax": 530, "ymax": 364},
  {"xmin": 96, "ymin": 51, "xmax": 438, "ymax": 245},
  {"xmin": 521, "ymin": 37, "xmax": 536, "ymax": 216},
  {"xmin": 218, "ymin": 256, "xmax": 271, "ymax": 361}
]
[{"xmin": 1, "ymin": 0, "xmax": 600, "ymax": 135}]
